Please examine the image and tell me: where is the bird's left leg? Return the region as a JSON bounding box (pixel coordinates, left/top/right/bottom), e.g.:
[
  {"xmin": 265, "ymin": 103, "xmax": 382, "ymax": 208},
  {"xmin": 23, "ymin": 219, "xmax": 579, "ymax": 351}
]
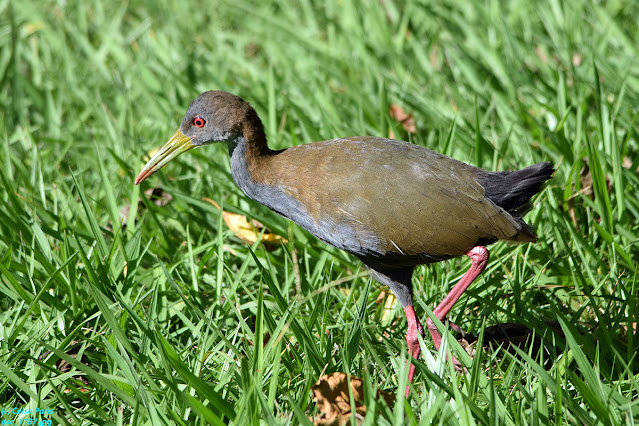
[{"xmin": 426, "ymin": 246, "xmax": 489, "ymax": 354}]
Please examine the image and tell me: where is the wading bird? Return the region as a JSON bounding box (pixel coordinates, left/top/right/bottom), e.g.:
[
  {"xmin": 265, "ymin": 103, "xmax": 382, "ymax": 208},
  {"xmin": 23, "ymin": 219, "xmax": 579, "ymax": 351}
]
[{"xmin": 136, "ymin": 91, "xmax": 553, "ymax": 395}]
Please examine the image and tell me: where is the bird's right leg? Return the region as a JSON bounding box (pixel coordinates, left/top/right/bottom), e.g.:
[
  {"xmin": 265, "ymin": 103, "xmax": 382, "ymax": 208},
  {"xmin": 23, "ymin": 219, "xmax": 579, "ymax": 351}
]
[{"xmin": 368, "ymin": 266, "xmax": 421, "ymax": 397}]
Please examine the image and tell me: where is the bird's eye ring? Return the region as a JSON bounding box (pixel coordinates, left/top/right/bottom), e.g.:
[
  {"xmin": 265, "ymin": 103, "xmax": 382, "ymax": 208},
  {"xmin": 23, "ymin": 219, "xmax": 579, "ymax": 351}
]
[{"xmin": 193, "ymin": 116, "xmax": 206, "ymax": 128}]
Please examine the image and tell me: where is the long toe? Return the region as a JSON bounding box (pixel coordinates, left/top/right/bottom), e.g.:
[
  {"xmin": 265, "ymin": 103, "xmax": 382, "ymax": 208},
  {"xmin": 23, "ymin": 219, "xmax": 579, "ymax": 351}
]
[{"xmin": 426, "ymin": 317, "xmax": 443, "ymax": 351}]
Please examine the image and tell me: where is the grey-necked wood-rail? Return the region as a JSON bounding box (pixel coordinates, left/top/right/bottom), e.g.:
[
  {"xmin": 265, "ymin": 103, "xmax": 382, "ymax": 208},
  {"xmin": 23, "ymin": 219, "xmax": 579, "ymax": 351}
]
[{"xmin": 135, "ymin": 91, "xmax": 553, "ymax": 394}]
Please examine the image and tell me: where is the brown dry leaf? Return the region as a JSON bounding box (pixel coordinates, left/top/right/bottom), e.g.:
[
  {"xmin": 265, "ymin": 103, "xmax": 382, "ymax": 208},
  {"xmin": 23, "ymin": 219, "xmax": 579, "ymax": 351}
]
[
  {"xmin": 245, "ymin": 42, "xmax": 259, "ymax": 58},
  {"xmin": 388, "ymin": 104, "xmax": 416, "ymax": 134},
  {"xmin": 567, "ymin": 160, "xmax": 613, "ymax": 229},
  {"xmin": 45, "ymin": 340, "xmax": 92, "ymax": 394},
  {"xmin": 622, "ymin": 156, "xmax": 639, "ymax": 174},
  {"xmin": 619, "ymin": 322, "xmax": 638, "ymax": 340},
  {"xmin": 144, "ymin": 187, "xmax": 174, "ymax": 207},
  {"xmin": 572, "ymin": 53, "xmax": 582, "ymax": 67},
  {"xmin": 579, "ymin": 163, "xmax": 594, "ymax": 198},
  {"xmin": 311, "ymin": 372, "xmax": 394, "ymax": 426},
  {"xmin": 429, "ymin": 45, "xmax": 439, "ymax": 68},
  {"xmin": 122, "ymin": 187, "xmax": 174, "ymax": 222},
  {"xmin": 535, "ymin": 45, "xmax": 548, "ymax": 64},
  {"xmin": 203, "ymin": 198, "xmax": 286, "ymax": 250},
  {"xmin": 113, "ymin": 187, "xmax": 174, "ymax": 232}
]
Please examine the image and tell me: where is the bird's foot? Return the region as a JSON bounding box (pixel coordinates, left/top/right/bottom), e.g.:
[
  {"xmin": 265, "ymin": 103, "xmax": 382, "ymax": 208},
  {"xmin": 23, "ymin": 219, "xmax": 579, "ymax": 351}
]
[{"xmin": 425, "ymin": 318, "xmax": 466, "ymax": 371}]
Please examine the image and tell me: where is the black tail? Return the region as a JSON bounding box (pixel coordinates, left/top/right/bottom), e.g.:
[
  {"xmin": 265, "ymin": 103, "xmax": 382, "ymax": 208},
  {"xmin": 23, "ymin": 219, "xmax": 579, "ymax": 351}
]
[{"xmin": 477, "ymin": 162, "xmax": 554, "ymax": 216}]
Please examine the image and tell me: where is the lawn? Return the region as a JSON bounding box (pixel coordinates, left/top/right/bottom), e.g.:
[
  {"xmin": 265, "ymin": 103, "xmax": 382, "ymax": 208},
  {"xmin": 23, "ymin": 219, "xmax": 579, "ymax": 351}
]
[{"xmin": 0, "ymin": 0, "xmax": 638, "ymax": 424}]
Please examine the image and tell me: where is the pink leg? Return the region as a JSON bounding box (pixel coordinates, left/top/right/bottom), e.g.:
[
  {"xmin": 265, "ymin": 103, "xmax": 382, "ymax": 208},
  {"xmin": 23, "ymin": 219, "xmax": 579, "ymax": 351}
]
[
  {"xmin": 426, "ymin": 246, "xmax": 489, "ymax": 356},
  {"xmin": 404, "ymin": 305, "xmax": 424, "ymax": 397}
]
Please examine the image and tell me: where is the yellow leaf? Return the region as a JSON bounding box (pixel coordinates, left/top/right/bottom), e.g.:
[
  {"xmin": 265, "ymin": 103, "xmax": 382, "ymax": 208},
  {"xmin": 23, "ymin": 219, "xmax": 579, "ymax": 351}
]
[{"xmin": 203, "ymin": 198, "xmax": 287, "ymax": 250}]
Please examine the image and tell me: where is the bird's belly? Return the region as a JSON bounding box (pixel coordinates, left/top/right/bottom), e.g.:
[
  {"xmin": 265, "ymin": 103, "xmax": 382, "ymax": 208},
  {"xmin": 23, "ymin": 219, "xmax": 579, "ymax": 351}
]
[{"xmin": 255, "ymin": 184, "xmax": 473, "ymax": 266}]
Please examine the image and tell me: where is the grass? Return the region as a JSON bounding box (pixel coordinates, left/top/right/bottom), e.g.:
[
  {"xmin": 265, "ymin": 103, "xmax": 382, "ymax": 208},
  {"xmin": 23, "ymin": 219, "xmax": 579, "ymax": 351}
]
[{"xmin": 1, "ymin": 0, "xmax": 638, "ymax": 424}]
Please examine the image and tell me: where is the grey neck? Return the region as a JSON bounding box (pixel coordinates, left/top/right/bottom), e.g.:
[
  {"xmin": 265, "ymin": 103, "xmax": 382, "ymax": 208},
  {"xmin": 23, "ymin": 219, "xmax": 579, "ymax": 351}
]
[{"xmin": 228, "ymin": 135, "xmax": 263, "ymax": 203}]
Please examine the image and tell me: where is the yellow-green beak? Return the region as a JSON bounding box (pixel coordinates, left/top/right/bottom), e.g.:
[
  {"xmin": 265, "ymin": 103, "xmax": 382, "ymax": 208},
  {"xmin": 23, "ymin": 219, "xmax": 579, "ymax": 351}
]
[{"xmin": 135, "ymin": 129, "xmax": 195, "ymax": 185}]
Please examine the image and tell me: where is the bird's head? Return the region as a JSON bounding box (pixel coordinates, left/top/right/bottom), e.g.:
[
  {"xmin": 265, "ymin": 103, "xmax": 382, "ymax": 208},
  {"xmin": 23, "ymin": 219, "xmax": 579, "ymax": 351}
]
[{"xmin": 135, "ymin": 91, "xmax": 252, "ymax": 185}]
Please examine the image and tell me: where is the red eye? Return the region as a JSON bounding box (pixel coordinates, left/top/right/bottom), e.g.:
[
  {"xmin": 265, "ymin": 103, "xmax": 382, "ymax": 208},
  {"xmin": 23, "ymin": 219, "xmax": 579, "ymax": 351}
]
[{"xmin": 193, "ymin": 116, "xmax": 206, "ymax": 128}]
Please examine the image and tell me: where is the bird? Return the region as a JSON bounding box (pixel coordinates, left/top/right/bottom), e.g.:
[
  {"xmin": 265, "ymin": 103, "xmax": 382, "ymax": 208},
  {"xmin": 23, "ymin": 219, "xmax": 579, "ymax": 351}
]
[{"xmin": 135, "ymin": 91, "xmax": 553, "ymax": 395}]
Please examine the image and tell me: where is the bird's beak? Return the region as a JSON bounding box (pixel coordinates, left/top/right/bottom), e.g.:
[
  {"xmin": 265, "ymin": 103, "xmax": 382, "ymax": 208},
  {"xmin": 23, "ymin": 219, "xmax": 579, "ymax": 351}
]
[{"xmin": 135, "ymin": 129, "xmax": 195, "ymax": 185}]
